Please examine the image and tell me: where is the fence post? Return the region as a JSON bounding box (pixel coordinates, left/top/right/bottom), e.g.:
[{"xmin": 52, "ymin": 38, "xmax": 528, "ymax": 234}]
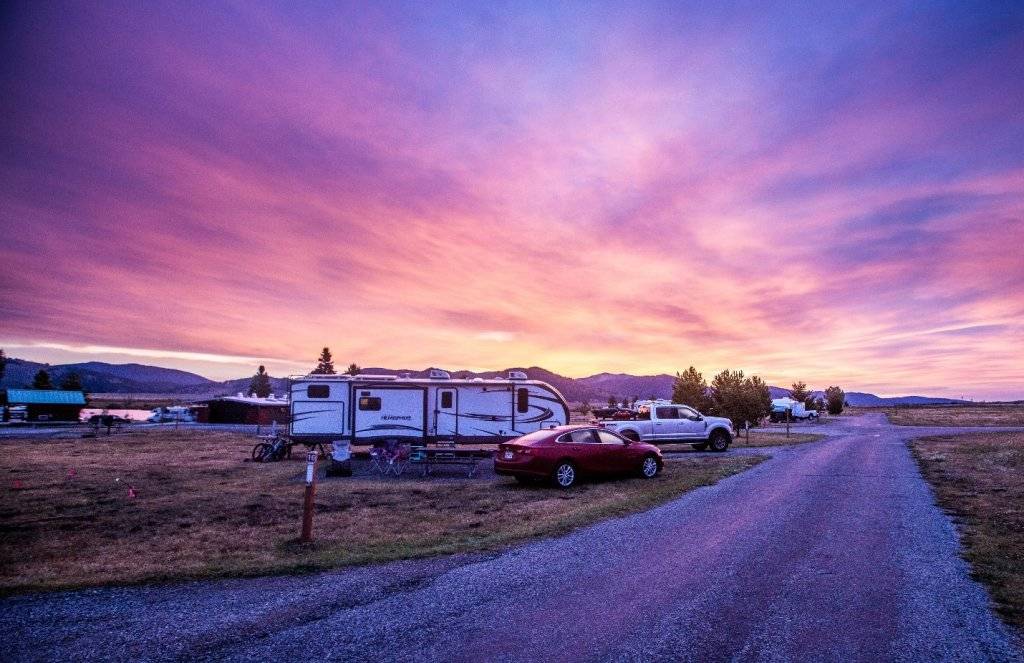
[
  {"xmin": 786, "ymin": 409, "xmax": 791, "ymax": 438},
  {"xmin": 301, "ymin": 450, "xmax": 318, "ymax": 543}
]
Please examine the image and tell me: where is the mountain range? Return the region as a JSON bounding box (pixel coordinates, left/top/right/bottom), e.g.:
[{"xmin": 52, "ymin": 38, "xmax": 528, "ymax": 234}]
[{"xmin": 0, "ymin": 357, "xmax": 970, "ymax": 406}]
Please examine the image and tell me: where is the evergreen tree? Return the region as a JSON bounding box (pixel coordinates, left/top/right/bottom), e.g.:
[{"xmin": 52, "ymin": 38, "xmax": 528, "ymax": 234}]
[
  {"xmin": 344, "ymin": 363, "xmax": 361, "ymax": 376},
  {"xmin": 789, "ymin": 381, "xmax": 809, "ymax": 403},
  {"xmin": 672, "ymin": 366, "xmax": 712, "ymax": 411},
  {"xmin": 825, "ymin": 386, "xmax": 846, "ymax": 415},
  {"xmin": 0, "ymin": 348, "xmax": 6, "ymax": 384},
  {"xmin": 607, "ymin": 395, "xmax": 619, "ymax": 407},
  {"xmin": 710, "ymin": 369, "xmax": 772, "ymax": 430},
  {"xmin": 248, "ymin": 365, "xmax": 272, "ymax": 398},
  {"xmin": 60, "ymin": 372, "xmax": 83, "ymax": 391},
  {"xmin": 32, "ymin": 369, "xmax": 53, "ymax": 390},
  {"xmin": 311, "ymin": 347, "xmax": 336, "ymax": 375}
]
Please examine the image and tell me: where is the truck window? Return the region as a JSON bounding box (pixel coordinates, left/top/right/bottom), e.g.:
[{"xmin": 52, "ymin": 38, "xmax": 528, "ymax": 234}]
[
  {"xmin": 307, "ymin": 385, "xmax": 330, "ymax": 398},
  {"xmin": 517, "ymin": 388, "xmax": 529, "ymax": 413},
  {"xmin": 678, "ymin": 406, "xmax": 699, "ymax": 420},
  {"xmin": 441, "ymin": 391, "xmax": 453, "ymax": 409},
  {"xmin": 358, "ymin": 396, "xmax": 382, "ymax": 411},
  {"xmin": 655, "ymin": 406, "xmax": 679, "ymax": 419}
]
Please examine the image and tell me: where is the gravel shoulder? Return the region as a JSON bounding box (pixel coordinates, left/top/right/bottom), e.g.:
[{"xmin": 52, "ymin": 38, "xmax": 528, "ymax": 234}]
[{"xmin": 2, "ymin": 414, "xmax": 1022, "ymax": 662}]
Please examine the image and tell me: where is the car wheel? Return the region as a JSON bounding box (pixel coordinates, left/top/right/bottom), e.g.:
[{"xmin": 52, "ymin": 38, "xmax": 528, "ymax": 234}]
[
  {"xmin": 553, "ymin": 461, "xmax": 577, "ymax": 488},
  {"xmin": 691, "ymin": 442, "xmax": 708, "ymax": 451},
  {"xmin": 622, "ymin": 430, "xmax": 640, "ymax": 442},
  {"xmin": 640, "ymin": 455, "xmax": 659, "ymax": 478},
  {"xmin": 709, "ymin": 430, "xmax": 731, "ymax": 452}
]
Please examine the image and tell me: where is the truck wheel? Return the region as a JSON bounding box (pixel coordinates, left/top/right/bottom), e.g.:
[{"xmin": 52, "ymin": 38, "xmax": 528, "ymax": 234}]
[
  {"xmin": 709, "ymin": 430, "xmax": 731, "ymax": 452},
  {"xmin": 622, "ymin": 430, "xmax": 640, "ymax": 442}
]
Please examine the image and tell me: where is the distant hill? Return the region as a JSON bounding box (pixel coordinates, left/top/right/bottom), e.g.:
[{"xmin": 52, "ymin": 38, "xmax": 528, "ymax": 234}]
[{"xmin": 0, "ymin": 356, "xmax": 969, "ymax": 405}]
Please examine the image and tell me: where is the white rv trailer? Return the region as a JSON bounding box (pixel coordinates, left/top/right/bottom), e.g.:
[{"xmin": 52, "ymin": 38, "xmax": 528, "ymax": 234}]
[{"xmin": 289, "ymin": 369, "xmax": 570, "ymax": 445}]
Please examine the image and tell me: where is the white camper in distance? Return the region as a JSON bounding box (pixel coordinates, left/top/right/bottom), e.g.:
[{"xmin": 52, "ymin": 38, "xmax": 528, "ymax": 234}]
[{"xmin": 289, "ymin": 370, "xmax": 570, "ymax": 445}]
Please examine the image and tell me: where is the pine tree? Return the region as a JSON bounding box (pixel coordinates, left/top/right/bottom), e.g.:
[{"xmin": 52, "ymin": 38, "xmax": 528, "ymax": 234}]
[
  {"xmin": 32, "ymin": 369, "xmax": 53, "ymax": 390},
  {"xmin": 311, "ymin": 347, "xmax": 335, "ymax": 375},
  {"xmin": 344, "ymin": 363, "xmax": 361, "ymax": 376},
  {"xmin": 825, "ymin": 386, "xmax": 846, "ymax": 415},
  {"xmin": 607, "ymin": 395, "xmax": 619, "ymax": 407},
  {"xmin": 789, "ymin": 381, "xmax": 809, "ymax": 403},
  {"xmin": 0, "ymin": 348, "xmax": 6, "ymax": 384},
  {"xmin": 60, "ymin": 372, "xmax": 83, "ymax": 391},
  {"xmin": 249, "ymin": 365, "xmax": 272, "ymax": 398},
  {"xmin": 672, "ymin": 366, "xmax": 711, "ymax": 411}
]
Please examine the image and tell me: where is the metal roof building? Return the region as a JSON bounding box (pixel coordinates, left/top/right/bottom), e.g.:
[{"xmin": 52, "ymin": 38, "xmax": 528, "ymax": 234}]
[{"xmin": 2, "ymin": 389, "xmax": 87, "ymax": 422}]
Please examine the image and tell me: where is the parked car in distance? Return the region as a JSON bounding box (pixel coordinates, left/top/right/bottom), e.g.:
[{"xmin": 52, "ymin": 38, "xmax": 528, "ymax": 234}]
[
  {"xmin": 769, "ymin": 398, "xmax": 818, "ymax": 422},
  {"xmin": 589, "ymin": 407, "xmax": 635, "ymax": 420},
  {"xmin": 86, "ymin": 414, "xmax": 131, "ymax": 425},
  {"xmin": 495, "ymin": 425, "xmax": 663, "ymax": 488},
  {"xmin": 597, "ymin": 403, "xmax": 734, "ymax": 451}
]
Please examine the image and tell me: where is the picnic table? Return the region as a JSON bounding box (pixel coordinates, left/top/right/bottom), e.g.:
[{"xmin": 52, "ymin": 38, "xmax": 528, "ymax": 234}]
[{"xmin": 410, "ymin": 443, "xmax": 481, "ymax": 477}]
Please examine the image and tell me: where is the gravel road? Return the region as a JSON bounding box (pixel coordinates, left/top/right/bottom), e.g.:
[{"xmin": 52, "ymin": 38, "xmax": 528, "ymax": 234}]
[{"xmin": 2, "ymin": 414, "xmax": 1022, "ymax": 662}]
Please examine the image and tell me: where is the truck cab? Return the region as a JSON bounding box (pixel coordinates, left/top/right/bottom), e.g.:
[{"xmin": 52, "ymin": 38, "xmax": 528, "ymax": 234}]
[{"xmin": 598, "ymin": 403, "xmax": 733, "ymax": 451}]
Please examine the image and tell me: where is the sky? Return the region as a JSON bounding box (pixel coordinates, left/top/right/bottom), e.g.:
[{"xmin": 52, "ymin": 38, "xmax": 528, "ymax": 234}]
[{"xmin": 1, "ymin": 1, "xmax": 1023, "ymax": 399}]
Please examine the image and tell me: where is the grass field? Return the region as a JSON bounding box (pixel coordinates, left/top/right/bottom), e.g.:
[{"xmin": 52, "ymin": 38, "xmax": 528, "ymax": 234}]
[
  {"xmin": 0, "ymin": 429, "xmax": 763, "ymax": 594},
  {"xmin": 911, "ymin": 432, "xmax": 1024, "ymax": 631},
  {"xmin": 659, "ymin": 431, "xmax": 824, "ymax": 453},
  {"xmin": 884, "ymin": 404, "xmax": 1024, "ymax": 427}
]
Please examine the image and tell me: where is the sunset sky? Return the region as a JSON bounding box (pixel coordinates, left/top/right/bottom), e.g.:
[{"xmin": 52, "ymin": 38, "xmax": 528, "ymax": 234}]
[{"xmin": 1, "ymin": 2, "xmax": 1023, "ymax": 399}]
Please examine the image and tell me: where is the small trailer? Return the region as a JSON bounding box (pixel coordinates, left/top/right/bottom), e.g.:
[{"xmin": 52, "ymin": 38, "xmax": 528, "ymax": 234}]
[{"xmin": 289, "ymin": 369, "xmax": 570, "ymax": 445}]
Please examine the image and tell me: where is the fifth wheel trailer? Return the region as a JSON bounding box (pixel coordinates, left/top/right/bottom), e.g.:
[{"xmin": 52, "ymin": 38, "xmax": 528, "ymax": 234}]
[{"xmin": 289, "ymin": 370, "xmax": 570, "ymax": 445}]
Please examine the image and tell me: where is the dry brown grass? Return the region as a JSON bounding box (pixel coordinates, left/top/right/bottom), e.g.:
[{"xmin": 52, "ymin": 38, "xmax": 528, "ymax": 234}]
[
  {"xmin": 0, "ymin": 429, "xmax": 763, "ymax": 594},
  {"xmin": 884, "ymin": 404, "xmax": 1024, "ymax": 427},
  {"xmin": 911, "ymin": 432, "xmax": 1024, "ymax": 631}
]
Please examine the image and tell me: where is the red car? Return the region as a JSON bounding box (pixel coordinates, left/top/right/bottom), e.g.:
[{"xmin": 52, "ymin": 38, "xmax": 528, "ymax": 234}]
[{"xmin": 494, "ymin": 425, "xmax": 664, "ymax": 488}]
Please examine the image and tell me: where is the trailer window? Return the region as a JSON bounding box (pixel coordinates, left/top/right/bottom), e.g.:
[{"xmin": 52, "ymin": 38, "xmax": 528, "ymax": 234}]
[
  {"xmin": 517, "ymin": 388, "xmax": 529, "ymax": 413},
  {"xmin": 307, "ymin": 385, "xmax": 330, "ymax": 399},
  {"xmin": 358, "ymin": 396, "xmax": 381, "ymax": 411},
  {"xmin": 441, "ymin": 391, "xmax": 453, "ymax": 409}
]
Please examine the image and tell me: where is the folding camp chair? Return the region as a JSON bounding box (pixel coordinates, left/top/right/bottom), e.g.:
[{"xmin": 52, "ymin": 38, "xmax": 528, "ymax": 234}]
[
  {"xmin": 369, "ymin": 445, "xmax": 387, "ymax": 475},
  {"xmin": 386, "ymin": 443, "xmax": 411, "ymax": 476}
]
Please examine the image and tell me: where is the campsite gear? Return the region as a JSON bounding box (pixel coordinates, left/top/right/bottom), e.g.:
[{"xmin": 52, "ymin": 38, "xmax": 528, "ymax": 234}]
[
  {"xmin": 251, "ymin": 435, "xmax": 292, "ymax": 463},
  {"xmin": 411, "ymin": 442, "xmax": 481, "ymax": 477},
  {"xmin": 326, "ymin": 440, "xmax": 352, "ymax": 477}
]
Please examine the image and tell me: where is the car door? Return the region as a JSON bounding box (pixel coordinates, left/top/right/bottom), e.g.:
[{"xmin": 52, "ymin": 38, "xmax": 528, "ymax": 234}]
[
  {"xmin": 559, "ymin": 428, "xmax": 603, "ymax": 474},
  {"xmin": 595, "ymin": 429, "xmax": 634, "ymax": 473},
  {"xmin": 677, "ymin": 406, "xmax": 705, "ymax": 439},
  {"xmin": 653, "ymin": 406, "xmax": 681, "ymax": 441}
]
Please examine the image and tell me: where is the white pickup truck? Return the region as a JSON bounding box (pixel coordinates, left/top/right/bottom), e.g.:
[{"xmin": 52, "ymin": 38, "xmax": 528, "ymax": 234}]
[{"xmin": 598, "ymin": 402, "xmax": 734, "ymax": 451}]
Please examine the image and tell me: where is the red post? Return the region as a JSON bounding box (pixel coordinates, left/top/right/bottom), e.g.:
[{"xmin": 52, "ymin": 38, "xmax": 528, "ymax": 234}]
[{"xmin": 301, "ymin": 450, "xmax": 317, "ymax": 543}]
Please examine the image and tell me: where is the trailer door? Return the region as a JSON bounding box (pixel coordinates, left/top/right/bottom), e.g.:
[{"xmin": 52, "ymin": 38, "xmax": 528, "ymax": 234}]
[
  {"xmin": 434, "ymin": 388, "xmax": 458, "ymax": 439},
  {"xmin": 354, "ymin": 387, "xmax": 426, "ymax": 443}
]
